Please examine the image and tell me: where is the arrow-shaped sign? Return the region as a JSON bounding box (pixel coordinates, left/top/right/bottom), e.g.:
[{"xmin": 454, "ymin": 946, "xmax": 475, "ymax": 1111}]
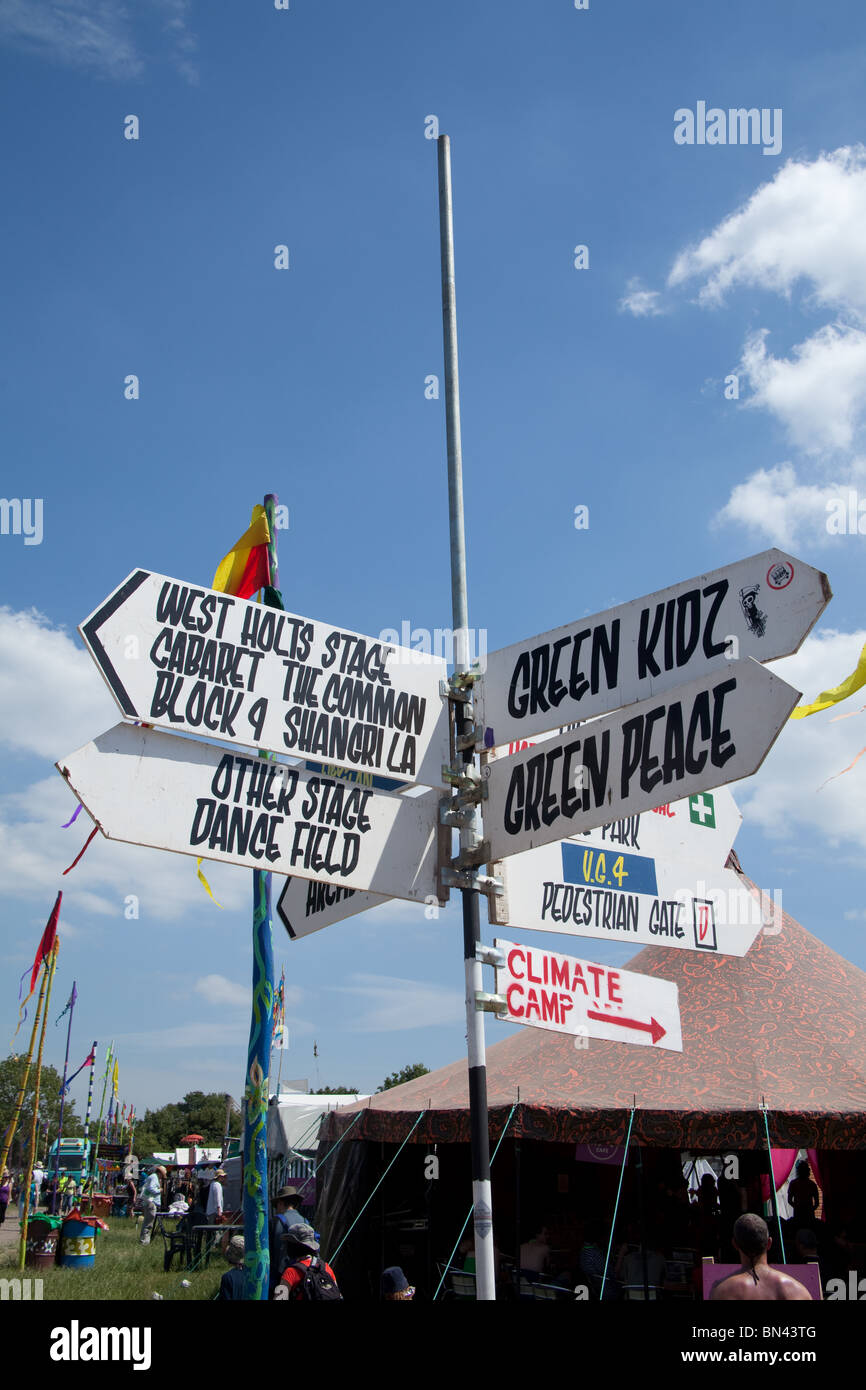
[
  {"xmin": 479, "ymin": 549, "xmax": 829, "ymax": 748},
  {"xmin": 488, "ymin": 788, "xmax": 767, "ymax": 955},
  {"xmin": 79, "ymin": 570, "xmax": 450, "ymax": 788},
  {"xmin": 56, "ymin": 723, "xmax": 450, "ymax": 904},
  {"xmin": 494, "ymin": 938, "xmax": 682, "ymax": 1051},
  {"xmin": 483, "ymin": 659, "xmax": 800, "ymax": 861}
]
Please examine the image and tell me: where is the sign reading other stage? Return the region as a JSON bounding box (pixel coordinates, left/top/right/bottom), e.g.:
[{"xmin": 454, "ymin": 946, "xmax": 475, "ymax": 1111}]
[
  {"xmin": 483, "ymin": 660, "xmax": 800, "ymax": 860},
  {"xmin": 80, "ymin": 571, "xmax": 450, "ymax": 788},
  {"xmin": 494, "ymin": 939, "xmax": 682, "ymax": 1052},
  {"xmin": 478, "ymin": 549, "xmax": 829, "ymax": 748},
  {"xmin": 56, "ymin": 723, "xmax": 448, "ymax": 903}
]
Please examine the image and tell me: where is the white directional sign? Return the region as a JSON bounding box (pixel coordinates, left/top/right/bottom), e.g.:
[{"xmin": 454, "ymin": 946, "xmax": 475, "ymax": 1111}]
[
  {"xmin": 483, "ymin": 660, "xmax": 800, "ymax": 860},
  {"xmin": 56, "ymin": 723, "xmax": 449, "ymax": 903},
  {"xmin": 479, "ymin": 549, "xmax": 829, "ymax": 748},
  {"xmin": 277, "ymin": 878, "xmax": 390, "ymax": 941},
  {"xmin": 80, "ymin": 570, "xmax": 450, "ymax": 788},
  {"xmin": 494, "ymin": 938, "xmax": 682, "ymax": 1051},
  {"xmin": 489, "ymin": 795, "xmax": 765, "ymax": 956}
]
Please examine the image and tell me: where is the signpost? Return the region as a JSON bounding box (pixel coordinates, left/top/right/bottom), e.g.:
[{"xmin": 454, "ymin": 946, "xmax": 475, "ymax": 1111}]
[
  {"xmin": 483, "ymin": 660, "xmax": 800, "ymax": 861},
  {"xmin": 277, "ymin": 876, "xmax": 390, "ymax": 941},
  {"xmin": 478, "ymin": 549, "xmax": 830, "ymax": 748},
  {"xmin": 79, "ymin": 570, "xmax": 450, "ymax": 788},
  {"xmin": 493, "ymin": 938, "xmax": 682, "ymax": 1051},
  {"xmin": 489, "ymin": 787, "xmax": 767, "ymax": 955},
  {"xmin": 56, "ymin": 723, "xmax": 449, "ymax": 904}
]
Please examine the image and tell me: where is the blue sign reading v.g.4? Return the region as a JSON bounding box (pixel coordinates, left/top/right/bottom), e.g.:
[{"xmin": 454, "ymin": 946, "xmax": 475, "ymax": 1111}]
[{"xmin": 560, "ymin": 842, "xmax": 658, "ymax": 896}]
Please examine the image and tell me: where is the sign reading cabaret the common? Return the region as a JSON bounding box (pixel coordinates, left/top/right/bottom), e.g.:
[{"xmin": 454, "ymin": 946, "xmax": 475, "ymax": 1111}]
[
  {"xmin": 80, "ymin": 570, "xmax": 450, "ymax": 788},
  {"xmin": 56, "ymin": 724, "xmax": 448, "ymax": 903},
  {"xmin": 478, "ymin": 549, "xmax": 829, "ymax": 748},
  {"xmin": 483, "ymin": 660, "xmax": 800, "ymax": 860},
  {"xmin": 494, "ymin": 939, "xmax": 682, "ymax": 1051},
  {"xmin": 489, "ymin": 790, "xmax": 765, "ymax": 956}
]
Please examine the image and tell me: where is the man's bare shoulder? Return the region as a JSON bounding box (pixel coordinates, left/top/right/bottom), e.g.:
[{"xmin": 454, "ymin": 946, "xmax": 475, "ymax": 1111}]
[{"xmin": 710, "ymin": 1268, "xmax": 812, "ymax": 1301}]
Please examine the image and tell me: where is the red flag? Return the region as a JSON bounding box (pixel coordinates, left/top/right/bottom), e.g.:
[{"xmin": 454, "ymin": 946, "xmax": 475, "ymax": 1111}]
[{"xmin": 30, "ymin": 892, "xmax": 61, "ymax": 994}]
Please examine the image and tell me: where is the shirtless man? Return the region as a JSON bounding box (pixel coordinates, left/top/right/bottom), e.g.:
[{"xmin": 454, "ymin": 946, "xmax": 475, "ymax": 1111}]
[{"xmin": 710, "ymin": 1213, "xmax": 811, "ymax": 1301}]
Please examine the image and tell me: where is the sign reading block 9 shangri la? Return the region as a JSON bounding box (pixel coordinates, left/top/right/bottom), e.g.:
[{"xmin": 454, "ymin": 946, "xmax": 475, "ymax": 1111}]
[
  {"xmin": 56, "ymin": 723, "xmax": 450, "ymax": 904},
  {"xmin": 79, "ymin": 570, "xmax": 451, "ymax": 788}
]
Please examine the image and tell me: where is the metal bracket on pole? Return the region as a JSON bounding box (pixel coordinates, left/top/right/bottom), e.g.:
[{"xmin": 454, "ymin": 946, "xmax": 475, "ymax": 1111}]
[
  {"xmin": 475, "ymin": 943, "xmax": 505, "ymax": 969},
  {"xmin": 440, "ymin": 867, "xmax": 503, "ymax": 896},
  {"xmin": 453, "ymin": 840, "xmax": 491, "ymax": 869},
  {"xmin": 439, "ymin": 801, "xmax": 476, "ymax": 829},
  {"xmin": 474, "ymin": 991, "xmax": 507, "ymax": 1016},
  {"xmin": 441, "ymin": 763, "xmax": 481, "ymax": 791},
  {"xmin": 440, "ymin": 678, "xmax": 471, "ymax": 704}
]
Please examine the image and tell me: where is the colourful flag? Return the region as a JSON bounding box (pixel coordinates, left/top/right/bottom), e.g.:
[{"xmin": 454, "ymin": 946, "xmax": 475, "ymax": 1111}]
[
  {"xmin": 790, "ymin": 639, "xmax": 866, "ymax": 719},
  {"xmin": 212, "ymin": 504, "xmax": 271, "ymax": 599},
  {"xmin": 56, "ymin": 980, "xmax": 78, "ymax": 1026},
  {"xmin": 61, "ymin": 1046, "xmax": 95, "ymax": 1094},
  {"xmin": 14, "ymin": 892, "xmax": 62, "ymax": 1036},
  {"xmin": 112, "ymin": 1058, "xmax": 119, "ymax": 1099}
]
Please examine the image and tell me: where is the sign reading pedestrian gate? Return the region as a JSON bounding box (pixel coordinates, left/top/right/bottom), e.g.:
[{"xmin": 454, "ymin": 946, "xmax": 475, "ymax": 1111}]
[
  {"xmin": 80, "ymin": 570, "xmax": 450, "ymax": 788},
  {"xmin": 494, "ymin": 939, "xmax": 682, "ymax": 1051},
  {"xmin": 56, "ymin": 723, "xmax": 449, "ymax": 903}
]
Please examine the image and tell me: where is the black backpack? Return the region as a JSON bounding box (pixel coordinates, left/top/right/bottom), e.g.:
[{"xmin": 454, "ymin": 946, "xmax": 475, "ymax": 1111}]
[{"xmin": 286, "ymin": 1256, "xmax": 342, "ymax": 1302}]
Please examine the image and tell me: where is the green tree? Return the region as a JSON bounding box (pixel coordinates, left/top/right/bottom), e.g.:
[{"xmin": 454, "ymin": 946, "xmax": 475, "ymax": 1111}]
[
  {"xmin": 377, "ymin": 1063, "xmax": 429, "ymax": 1092},
  {"xmin": 133, "ymin": 1091, "xmax": 241, "ymax": 1156},
  {"xmin": 0, "ymin": 1054, "xmax": 81, "ymax": 1166},
  {"xmin": 309, "ymin": 1085, "xmax": 360, "ymax": 1095}
]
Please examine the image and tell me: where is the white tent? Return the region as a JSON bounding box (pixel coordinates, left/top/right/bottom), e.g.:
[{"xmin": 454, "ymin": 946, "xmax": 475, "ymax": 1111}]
[{"xmin": 267, "ymin": 1089, "xmax": 370, "ymax": 1157}]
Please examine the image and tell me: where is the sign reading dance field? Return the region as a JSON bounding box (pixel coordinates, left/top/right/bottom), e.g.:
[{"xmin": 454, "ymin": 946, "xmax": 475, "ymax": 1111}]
[
  {"xmin": 56, "ymin": 724, "xmax": 449, "ymax": 903},
  {"xmin": 80, "ymin": 570, "xmax": 450, "ymax": 788},
  {"xmin": 494, "ymin": 939, "xmax": 682, "ymax": 1051},
  {"xmin": 483, "ymin": 660, "xmax": 800, "ymax": 860},
  {"xmin": 478, "ymin": 549, "xmax": 829, "ymax": 748}
]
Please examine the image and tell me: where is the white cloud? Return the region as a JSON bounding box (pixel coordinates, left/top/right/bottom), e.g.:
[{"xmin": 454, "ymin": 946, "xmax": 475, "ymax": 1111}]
[
  {"xmin": 735, "ymin": 628, "xmax": 866, "ymax": 853},
  {"xmin": 328, "ymin": 973, "xmax": 464, "ymax": 1032},
  {"xmin": 194, "ymin": 974, "xmax": 249, "ymax": 1008},
  {"xmin": 619, "ymin": 279, "xmax": 665, "ymax": 318},
  {"xmin": 668, "ymin": 146, "xmax": 866, "ymax": 318},
  {"xmin": 712, "ymin": 463, "xmax": 849, "ymax": 547},
  {"xmin": 0, "ymin": 0, "xmax": 198, "ymax": 82},
  {"xmin": 0, "ymin": 607, "xmax": 118, "ymax": 759},
  {"xmin": 738, "ymin": 325, "xmax": 866, "ymax": 454}
]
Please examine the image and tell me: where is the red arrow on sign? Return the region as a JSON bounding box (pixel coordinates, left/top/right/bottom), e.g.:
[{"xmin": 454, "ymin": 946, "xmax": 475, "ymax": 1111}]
[{"xmin": 586, "ymin": 1010, "xmax": 667, "ymax": 1045}]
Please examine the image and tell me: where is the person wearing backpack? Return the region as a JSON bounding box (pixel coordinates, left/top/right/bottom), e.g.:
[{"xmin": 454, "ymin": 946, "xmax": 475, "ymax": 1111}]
[{"xmin": 273, "ymin": 1223, "xmax": 342, "ymax": 1301}]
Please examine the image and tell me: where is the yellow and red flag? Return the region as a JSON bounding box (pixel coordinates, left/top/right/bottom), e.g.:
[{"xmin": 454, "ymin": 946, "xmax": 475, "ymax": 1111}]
[{"xmin": 212, "ymin": 504, "xmax": 271, "ymax": 599}]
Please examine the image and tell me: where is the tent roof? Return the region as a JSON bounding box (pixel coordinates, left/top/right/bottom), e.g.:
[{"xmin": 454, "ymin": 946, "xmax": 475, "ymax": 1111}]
[{"xmin": 321, "ymin": 871, "xmax": 866, "ymax": 1150}]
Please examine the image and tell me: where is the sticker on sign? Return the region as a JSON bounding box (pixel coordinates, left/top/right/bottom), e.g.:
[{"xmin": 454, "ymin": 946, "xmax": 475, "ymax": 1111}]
[
  {"xmin": 479, "ymin": 549, "xmax": 829, "ymax": 747},
  {"xmin": 56, "ymin": 723, "xmax": 449, "ymax": 903},
  {"xmin": 494, "ymin": 938, "xmax": 682, "ymax": 1051},
  {"xmin": 483, "ymin": 660, "xmax": 800, "ymax": 860},
  {"xmin": 79, "ymin": 571, "xmax": 450, "ymax": 787}
]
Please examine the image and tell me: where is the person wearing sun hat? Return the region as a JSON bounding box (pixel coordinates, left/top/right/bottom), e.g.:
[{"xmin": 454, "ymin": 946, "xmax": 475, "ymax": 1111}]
[
  {"xmin": 206, "ymin": 1168, "xmax": 226, "ymax": 1223},
  {"xmin": 216, "ymin": 1235, "xmax": 247, "ymax": 1300},
  {"xmin": 381, "ymin": 1266, "xmax": 415, "ymax": 1301}
]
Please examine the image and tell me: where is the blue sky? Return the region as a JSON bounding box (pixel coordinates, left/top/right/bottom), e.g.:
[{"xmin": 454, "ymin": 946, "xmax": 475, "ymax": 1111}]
[{"xmin": 2, "ymin": 0, "xmax": 866, "ymax": 1115}]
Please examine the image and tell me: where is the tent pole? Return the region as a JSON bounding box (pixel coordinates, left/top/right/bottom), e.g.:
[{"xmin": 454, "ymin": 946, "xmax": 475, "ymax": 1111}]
[{"xmin": 760, "ymin": 1104, "xmax": 786, "ymax": 1262}]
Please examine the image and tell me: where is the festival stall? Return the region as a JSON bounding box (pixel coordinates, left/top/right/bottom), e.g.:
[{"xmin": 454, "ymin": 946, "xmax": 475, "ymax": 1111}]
[{"xmin": 316, "ymin": 873, "xmax": 866, "ymax": 1298}]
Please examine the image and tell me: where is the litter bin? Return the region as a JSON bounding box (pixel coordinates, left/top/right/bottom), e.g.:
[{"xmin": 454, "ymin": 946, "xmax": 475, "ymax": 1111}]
[
  {"xmin": 25, "ymin": 1215, "xmax": 62, "ymax": 1270},
  {"xmin": 59, "ymin": 1216, "xmax": 99, "ymax": 1269},
  {"xmin": 90, "ymin": 1194, "xmax": 111, "ymax": 1220}
]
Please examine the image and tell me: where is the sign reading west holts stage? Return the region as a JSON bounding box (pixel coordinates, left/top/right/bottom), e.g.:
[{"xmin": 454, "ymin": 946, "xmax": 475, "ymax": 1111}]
[
  {"xmin": 80, "ymin": 571, "xmax": 450, "ymax": 788},
  {"xmin": 483, "ymin": 660, "xmax": 800, "ymax": 860},
  {"xmin": 56, "ymin": 724, "xmax": 448, "ymax": 903},
  {"xmin": 478, "ymin": 550, "xmax": 829, "ymax": 748}
]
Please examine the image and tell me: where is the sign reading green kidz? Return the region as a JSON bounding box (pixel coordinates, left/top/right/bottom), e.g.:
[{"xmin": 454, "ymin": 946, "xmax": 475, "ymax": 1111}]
[{"xmin": 80, "ymin": 570, "xmax": 450, "ymax": 788}]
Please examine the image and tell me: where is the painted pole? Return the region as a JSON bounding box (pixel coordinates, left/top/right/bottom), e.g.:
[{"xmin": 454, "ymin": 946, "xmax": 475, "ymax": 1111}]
[
  {"xmin": 82, "ymin": 1041, "xmax": 97, "ymax": 1184},
  {"xmin": 0, "ymin": 958, "xmax": 52, "ymax": 1179},
  {"xmin": 50, "ymin": 981, "xmax": 77, "ymax": 1214},
  {"xmin": 436, "ymin": 134, "xmax": 496, "ymax": 1301},
  {"xmin": 18, "ymin": 941, "xmax": 59, "ymax": 1269},
  {"xmin": 242, "ymin": 492, "xmax": 279, "ymax": 1300},
  {"xmin": 90, "ymin": 1041, "xmax": 113, "ymax": 1195}
]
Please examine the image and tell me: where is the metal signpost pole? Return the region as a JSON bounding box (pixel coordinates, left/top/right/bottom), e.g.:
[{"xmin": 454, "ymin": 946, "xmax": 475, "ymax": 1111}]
[{"xmin": 437, "ymin": 133, "xmax": 496, "ymax": 1302}]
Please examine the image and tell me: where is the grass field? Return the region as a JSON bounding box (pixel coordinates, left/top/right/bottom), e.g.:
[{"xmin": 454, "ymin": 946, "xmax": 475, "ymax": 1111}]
[{"xmin": 0, "ymin": 1216, "xmax": 224, "ymax": 1301}]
